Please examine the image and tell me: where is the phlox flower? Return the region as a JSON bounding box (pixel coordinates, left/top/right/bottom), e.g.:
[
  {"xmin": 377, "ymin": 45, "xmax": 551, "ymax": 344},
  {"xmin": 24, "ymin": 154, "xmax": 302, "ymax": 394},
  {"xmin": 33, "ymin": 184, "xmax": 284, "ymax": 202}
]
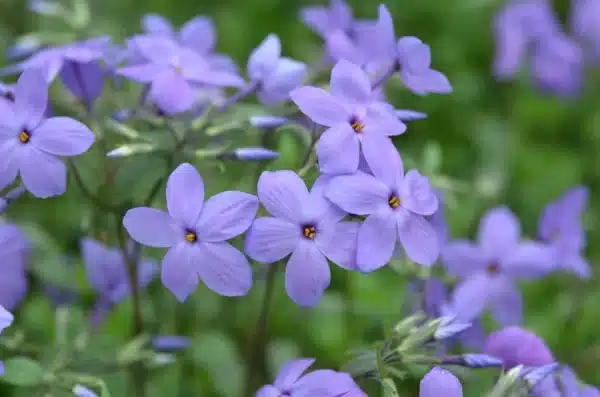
[
  {"xmin": 244, "ymin": 171, "xmax": 359, "ymax": 307},
  {"xmin": 419, "ymin": 367, "xmax": 463, "ymax": 397},
  {"xmin": 571, "ymin": 0, "xmax": 600, "ymax": 60},
  {"xmin": 123, "ymin": 163, "xmax": 258, "ymax": 302}
]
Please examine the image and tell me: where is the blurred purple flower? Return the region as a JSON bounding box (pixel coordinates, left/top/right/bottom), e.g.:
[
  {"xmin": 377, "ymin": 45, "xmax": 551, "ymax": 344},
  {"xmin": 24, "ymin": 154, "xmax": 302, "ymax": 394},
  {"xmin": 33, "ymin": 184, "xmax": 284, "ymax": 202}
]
[
  {"xmin": 571, "ymin": 0, "xmax": 600, "ymax": 60},
  {"xmin": 81, "ymin": 238, "xmax": 157, "ymax": 304},
  {"xmin": 326, "ymin": 150, "xmax": 440, "ymax": 270},
  {"xmin": 291, "ymin": 60, "xmax": 405, "ymax": 175},
  {"xmin": 5, "ymin": 36, "xmax": 42, "ymax": 61},
  {"xmin": 443, "ymin": 207, "xmax": 555, "ymax": 325},
  {"xmin": 369, "ymin": 5, "xmax": 452, "ymax": 95},
  {"xmin": 152, "ymin": 335, "xmax": 191, "ymax": 352},
  {"xmin": 118, "ymin": 36, "xmax": 244, "ymax": 114},
  {"xmin": 250, "ymin": 115, "xmax": 288, "ymax": 129},
  {"xmin": 123, "ymin": 163, "xmax": 258, "ymax": 302},
  {"xmin": 245, "ymin": 171, "xmax": 359, "ymax": 307},
  {"xmin": 0, "ymin": 305, "xmax": 14, "ymax": 374},
  {"xmin": 553, "ymin": 365, "xmax": 600, "ymax": 396},
  {"xmin": 300, "ymin": 0, "xmax": 353, "ymax": 38},
  {"xmin": 0, "ymin": 222, "xmax": 29, "ymax": 311},
  {"xmin": 60, "ymin": 61, "xmax": 105, "ymax": 112},
  {"xmin": 483, "ymin": 326, "xmax": 554, "ymax": 369},
  {"xmin": 538, "ymin": 186, "xmax": 590, "ymax": 279},
  {"xmin": 419, "ymin": 367, "xmax": 463, "ymax": 397},
  {"xmin": 247, "ymin": 34, "xmax": 307, "ymax": 105},
  {"xmin": 9, "ymin": 37, "xmax": 111, "ymax": 82},
  {"xmin": 492, "ymin": 0, "xmax": 560, "ymax": 78},
  {"xmin": 231, "ymin": 147, "xmax": 279, "ymax": 161},
  {"xmin": 256, "ymin": 358, "xmax": 358, "ymax": 397},
  {"xmin": 0, "ymin": 69, "xmax": 95, "ymax": 198}
]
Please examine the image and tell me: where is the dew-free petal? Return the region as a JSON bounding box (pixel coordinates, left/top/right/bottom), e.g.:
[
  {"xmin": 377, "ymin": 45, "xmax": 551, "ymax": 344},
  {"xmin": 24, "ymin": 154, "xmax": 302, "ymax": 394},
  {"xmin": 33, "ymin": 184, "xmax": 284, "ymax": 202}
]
[
  {"xmin": 397, "ymin": 36, "xmax": 431, "ymax": 72},
  {"xmin": 161, "ymin": 243, "xmax": 200, "ymax": 302},
  {"xmin": 372, "ymin": 4, "xmax": 398, "ymax": 60},
  {"xmin": 478, "ymin": 207, "xmax": 521, "ymax": 260},
  {"xmin": 503, "ymin": 242, "xmax": 556, "ymax": 279},
  {"xmin": 244, "ymin": 217, "xmax": 300, "ymax": 263},
  {"xmin": 400, "ymin": 170, "xmax": 438, "ymax": 216},
  {"xmin": 142, "ymin": 14, "xmax": 174, "ymax": 36},
  {"xmin": 330, "ymin": 60, "xmax": 371, "ymax": 104},
  {"xmin": 325, "ymin": 172, "xmax": 389, "ymax": 215},
  {"xmin": 166, "ymin": 163, "xmax": 205, "ymax": 226},
  {"xmin": 317, "ymin": 124, "xmax": 359, "ymax": 175},
  {"xmin": 285, "ymin": 242, "xmax": 330, "ymax": 307},
  {"xmin": 357, "ymin": 210, "xmax": 397, "ymax": 272},
  {"xmin": 398, "ymin": 212, "xmax": 439, "ymax": 266},
  {"xmin": 180, "ymin": 16, "xmax": 215, "ymax": 54},
  {"xmin": 273, "ymin": 358, "xmax": 315, "ymax": 389},
  {"xmin": 483, "ymin": 326, "xmax": 554, "ymax": 369},
  {"xmin": 196, "ymin": 191, "xmax": 258, "ymax": 242},
  {"xmin": 257, "ymin": 170, "xmax": 309, "ymax": 223},
  {"xmin": 290, "ymin": 86, "xmax": 348, "ymax": 127},
  {"xmin": 451, "ymin": 273, "xmax": 491, "ymax": 322},
  {"xmin": 123, "ymin": 207, "xmax": 178, "ymax": 248},
  {"xmin": 14, "ymin": 68, "xmax": 48, "ymax": 127},
  {"xmin": 0, "ymin": 140, "xmax": 20, "ymax": 190},
  {"xmin": 196, "ymin": 241, "xmax": 253, "ymax": 296},
  {"xmin": 442, "ymin": 241, "xmax": 486, "ymax": 277},
  {"xmin": 419, "ymin": 367, "xmax": 463, "ymax": 397},
  {"xmin": 150, "ymin": 70, "xmax": 197, "ymax": 115},
  {"xmin": 360, "ymin": 131, "xmax": 401, "ymax": 188},
  {"xmin": 32, "ymin": 117, "xmax": 94, "ymax": 156},
  {"xmin": 365, "ymin": 102, "xmax": 407, "ymax": 137},
  {"xmin": 117, "ymin": 63, "xmax": 164, "ymax": 83},
  {"xmin": 259, "ymin": 58, "xmax": 307, "ymax": 105},
  {"xmin": 255, "ymin": 385, "xmax": 279, "ymax": 397},
  {"xmin": 293, "ymin": 369, "xmax": 356, "ymax": 396},
  {"xmin": 248, "ymin": 34, "xmax": 281, "ymax": 81},
  {"xmin": 489, "ymin": 276, "xmax": 522, "ymax": 326},
  {"xmin": 19, "ymin": 146, "xmax": 66, "ymax": 198},
  {"xmin": 0, "ymin": 305, "xmax": 14, "ymax": 332},
  {"xmin": 316, "ymin": 221, "xmax": 359, "ymax": 270},
  {"xmin": 305, "ymin": 174, "xmax": 346, "ymax": 223}
]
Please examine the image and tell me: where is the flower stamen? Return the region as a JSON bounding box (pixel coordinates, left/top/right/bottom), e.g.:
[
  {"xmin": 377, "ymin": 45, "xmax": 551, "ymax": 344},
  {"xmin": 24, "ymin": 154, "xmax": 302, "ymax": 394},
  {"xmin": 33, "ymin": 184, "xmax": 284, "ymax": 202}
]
[
  {"xmin": 487, "ymin": 263, "xmax": 500, "ymax": 274},
  {"xmin": 184, "ymin": 230, "xmax": 197, "ymax": 243},
  {"xmin": 350, "ymin": 120, "xmax": 365, "ymax": 133},
  {"xmin": 18, "ymin": 130, "xmax": 30, "ymax": 144},
  {"xmin": 302, "ymin": 224, "xmax": 317, "ymax": 240},
  {"xmin": 388, "ymin": 195, "xmax": 401, "ymax": 209}
]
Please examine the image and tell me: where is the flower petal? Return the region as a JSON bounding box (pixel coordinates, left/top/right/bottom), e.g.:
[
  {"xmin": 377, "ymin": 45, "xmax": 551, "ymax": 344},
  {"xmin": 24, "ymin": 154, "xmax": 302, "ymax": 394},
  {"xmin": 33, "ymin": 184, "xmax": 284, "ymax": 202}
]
[
  {"xmin": 450, "ymin": 273, "xmax": 491, "ymax": 321},
  {"xmin": 196, "ymin": 191, "xmax": 258, "ymax": 241},
  {"xmin": 123, "ymin": 207, "xmax": 178, "ymax": 248},
  {"xmin": 397, "ymin": 36, "xmax": 431, "ymax": 72},
  {"xmin": 19, "ymin": 146, "xmax": 66, "ymax": 198},
  {"xmin": 357, "ymin": 210, "xmax": 397, "ymax": 272},
  {"xmin": 398, "ymin": 212, "xmax": 440, "ymax": 266},
  {"xmin": 325, "ymin": 172, "xmax": 389, "ymax": 215},
  {"xmin": 141, "ymin": 14, "xmax": 174, "ymax": 36},
  {"xmin": 150, "ymin": 70, "xmax": 197, "ymax": 115},
  {"xmin": 244, "ymin": 217, "xmax": 300, "ymax": 263},
  {"xmin": 285, "ymin": 242, "xmax": 330, "ymax": 307},
  {"xmin": 161, "ymin": 243, "xmax": 200, "ymax": 302},
  {"xmin": 371, "ymin": 4, "xmax": 398, "ymax": 60},
  {"xmin": 255, "ymin": 385, "xmax": 279, "ymax": 397},
  {"xmin": 31, "ymin": 117, "xmax": 94, "ymax": 156},
  {"xmin": 330, "ymin": 60, "xmax": 371, "ymax": 104},
  {"xmin": 419, "ymin": 367, "xmax": 462, "ymax": 397},
  {"xmin": 365, "ymin": 102, "xmax": 407, "ymax": 137},
  {"xmin": 14, "ymin": 68, "xmax": 48, "ymax": 127},
  {"xmin": 259, "ymin": 58, "xmax": 307, "ymax": 105},
  {"xmin": 489, "ymin": 276, "xmax": 522, "ymax": 326},
  {"xmin": 304, "ymin": 174, "xmax": 346, "ymax": 223},
  {"xmin": 179, "ymin": 16, "xmax": 215, "ymax": 54},
  {"xmin": 196, "ymin": 241, "xmax": 253, "ymax": 296},
  {"xmin": 293, "ymin": 370, "xmax": 356, "ymax": 396},
  {"xmin": 316, "ymin": 124, "xmax": 360, "ymax": 175},
  {"xmin": 317, "ymin": 221, "xmax": 360, "ymax": 270},
  {"xmin": 273, "ymin": 358, "xmax": 316, "ymax": 389},
  {"xmin": 442, "ymin": 241, "xmax": 486, "ymax": 278},
  {"xmin": 478, "ymin": 207, "xmax": 521, "ymax": 260},
  {"xmin": 503, "ymin": 242, "xmax": 556, "ymax": 279},
  {"xmin": 360, "ymin": 129, "xmax": 401, "ymax": 188},
  {"xmin": 400, "ymin": 169, "xmax": 438, "ymax": 216},
  {"xmin": 257, "ymin": 170, "xmax": 309, "ymax": 223},
  {"xmin": 166, "ymin": 163, "xmax": 205, "ymax": 226},
  {"xmin": 0, "ymin": 305, "xmax": 14, "ymax": 332},
  {"xmin": 248, "ymin": 34, "xmax": 281, "ymax": 80},
  {"xmin": 289, "ymin": 86, "xmax": 349, "ymax": 127},
  {"xmin": 117, "ymin": 63, "xmax": 164, "ymax": 83},
  {"xmin": 0, "ymin": 140, "xmax": 20, "ymax": 191}
]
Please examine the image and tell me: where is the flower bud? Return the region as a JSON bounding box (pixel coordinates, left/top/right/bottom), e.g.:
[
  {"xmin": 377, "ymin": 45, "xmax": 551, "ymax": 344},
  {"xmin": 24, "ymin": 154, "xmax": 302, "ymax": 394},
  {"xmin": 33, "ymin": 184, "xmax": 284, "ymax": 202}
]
[
  {"xmin": 152, "ymin": 335, "xmax": 191, "ymax": 352},
  {"xmin": 233, "ymin": 147, "xmax": 279, "ymax": 161},
  {"xmin": 249, "ymin": 115, "xmax": 288, "ymax": 129},
  {"xmin": 396, "ymin": 109, "xmax": 427, "ymax": 121}
]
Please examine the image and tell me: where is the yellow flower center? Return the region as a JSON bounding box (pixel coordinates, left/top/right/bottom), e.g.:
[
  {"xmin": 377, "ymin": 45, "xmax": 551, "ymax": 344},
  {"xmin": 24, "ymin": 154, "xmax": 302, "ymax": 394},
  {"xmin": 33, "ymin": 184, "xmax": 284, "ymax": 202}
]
[
  {"xmin": 185, "ymin": 231, "xmax": 197, "ymax": 243},
  {"xmin": 18, "ymin": 130, "xmax": 30, "ymax": 143},
  {"xmin": 302, "ymin": 225, "xmax": 316, "ymax": 240},
  {"xmin": 351, "ymin": 120, "xmax": 365, "ymax": 133},
  {"xmin": 388, "ymin": 195, "xmax": 401, "ymax": 209},
  {"xmin": 487, "ymin": 263, "xmax": 500, "ymax": 274}
]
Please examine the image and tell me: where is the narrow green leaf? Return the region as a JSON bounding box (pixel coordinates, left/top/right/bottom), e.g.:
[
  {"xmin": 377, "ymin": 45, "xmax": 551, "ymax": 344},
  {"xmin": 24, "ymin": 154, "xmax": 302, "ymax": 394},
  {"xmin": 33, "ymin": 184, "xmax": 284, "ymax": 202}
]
[
  {"xmin": 107, "ymin": 143, "xmax": 160, "ymax": 158},
  {"xmin": 1, "ymin": 357, "xmax": 45, "ymax": 386}
]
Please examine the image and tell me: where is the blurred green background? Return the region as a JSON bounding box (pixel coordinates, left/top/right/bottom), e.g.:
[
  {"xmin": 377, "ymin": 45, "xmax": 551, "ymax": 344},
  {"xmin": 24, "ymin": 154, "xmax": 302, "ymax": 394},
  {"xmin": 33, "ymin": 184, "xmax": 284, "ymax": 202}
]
[{"xmin": 0, "ymin": 0, "xmax": 599, "ymax": 395}]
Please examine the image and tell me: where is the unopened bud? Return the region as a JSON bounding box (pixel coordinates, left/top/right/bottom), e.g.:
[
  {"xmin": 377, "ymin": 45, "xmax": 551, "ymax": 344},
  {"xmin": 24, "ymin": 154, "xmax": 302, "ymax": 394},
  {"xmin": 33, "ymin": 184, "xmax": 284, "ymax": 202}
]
[
  {"xmin": 521, "ymin": 363, "xmax": 559, "ymax": 388},
  {"xmin": 392, "ymin": 312, "xmax": 426, "ymax": 338},
  {"xmin": 250, "ymin": 115, "xmax": 288, "ymax": 129},
  {"xmin": 233, "ymin": 147, "xmax": 279, "ymax": 161},
  {"xmin": 152, "ymin": 335, "xmax": 191, "ymax": 352},
  {"xmin": 396, "ymin": 109, "xmax": 427, "ymax": 121},
  {"xmin": 434, "ymin": 316, "xmax": 471, "ymax": 340}
]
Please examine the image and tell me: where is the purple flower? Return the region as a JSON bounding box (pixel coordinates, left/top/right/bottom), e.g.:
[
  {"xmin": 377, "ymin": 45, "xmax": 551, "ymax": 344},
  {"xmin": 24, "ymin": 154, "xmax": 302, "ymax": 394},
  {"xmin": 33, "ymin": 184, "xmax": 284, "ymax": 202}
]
[
  {"xmin": 0, "ymin": 222, "xmax": 29, "ymax": 310},
  {"xmin": 118, "ymin": 36, "xmax": 244, "ymax": 114},
  {"xmin": 123, "ymin": 163, "xmax": 258, "ymax": 302},
  {"xmin": 443, "ymin": 207, "xmax": 555, "ymax": 325},
  {"xmin": 483, "ymin": 326, "xmax": 554, "ymax": 369},
  {"xmin": 531, "ymin": 34, "xmax": 584, "ymax": 97},
  {"xmin": 13, "ymin": 37, "xmax": 111, "ymax": 82},
  {"xmin": 369, "ymin": 5, "xmax": 452, "ymax": 95},
  {"xmin": 0, "ymin": 304, "xmax": 14, "ymax": 374},
  {"xmin": 538, "ymin": 186, "xmax": 590, "ymax": 279},
  {"xmin": 419, "ymin": 367, "xmax": 463, "ymax": 397},
  {"xmin": 60, "ymin": 60, "xmax": 105, "ymax": 111},
  {"xmin": 244, "ymin": 171, "xmax": 359, "ymax": 307},
  {"xmin": 256, "ymin": 358, "xmax": 357, "ymax": 397},
  {"xmin": 325, "ymin": 150, "xmax": 439, "ymax": 270},
  {"xmin": 81, "ymin": 238, "xmax": 157, "ymax": 304},
  {"xmin": 492, "ymin": 0, "xmax": 560, "ymax": 78},
  {"xmin": 571, "ymin": 0, "xmax": 600, "ymax": 60},
  {"xmin": 290, "ymin": 60, "xmax": 406, "ymax": 176},
  {"xmin": 247, "ymin": 34, "xmax": 307, "ymax": 105},
  {"xmin": 152, "ymin": 335, "xmax": 191, "ymax": 352},
  {"xmin": 0, "ymin": 69, "xmax": 95, "ymax": 198},
  {"xmin": 72, "ymin": 385, "xmax": 99, "ymax": 397},
  {"xmin": 300, "ymin": 0, "xmax": 353, "ymax": 38}
]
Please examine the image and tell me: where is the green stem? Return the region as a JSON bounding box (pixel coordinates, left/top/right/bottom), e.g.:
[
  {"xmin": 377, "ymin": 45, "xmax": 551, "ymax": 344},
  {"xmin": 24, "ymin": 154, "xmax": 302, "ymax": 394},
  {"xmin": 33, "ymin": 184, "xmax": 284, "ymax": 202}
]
[{"xmin": 69, "ymin": 161, "xmax": 121, "ymax": 213}]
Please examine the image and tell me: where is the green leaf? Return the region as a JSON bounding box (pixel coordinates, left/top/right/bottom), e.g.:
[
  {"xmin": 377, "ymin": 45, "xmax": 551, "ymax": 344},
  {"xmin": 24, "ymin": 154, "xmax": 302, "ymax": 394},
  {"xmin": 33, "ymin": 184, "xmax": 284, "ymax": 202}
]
[
  {"xmin": 192, "ymin": 332, "xmax": 243, "ymax": 397},
  {"xmin": 1, "ymin": 357, "xmax": 45, "ymax": 386},
  {"xmin": 104, "ymin": 120, "xmax": 145, "ymax": 141}
]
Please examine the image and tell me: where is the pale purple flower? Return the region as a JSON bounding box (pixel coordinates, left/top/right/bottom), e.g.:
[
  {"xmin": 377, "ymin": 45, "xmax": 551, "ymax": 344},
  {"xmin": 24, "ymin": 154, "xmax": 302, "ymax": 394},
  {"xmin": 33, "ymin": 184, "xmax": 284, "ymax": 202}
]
[
  {"xmin": 483, "ymin": 326, "xmax": 554, "ymax": 369},
  {"xmin": 0, "ymin": 304, "xmax": 14, "ymax": 375},
  {"xmin": 0, "ymin": 69, "xmax": 95, "ymax": 198},
  {"xmin": 256, "ymin": 358, "xmax": 357, "ymax": 397},
  {"xmin": 325, "ymin": 149, "xmax": 439, "ymax": 270},
  {"xmin": 0, "ymin": 222, "xmax": 29, "ymax": 310},
  {"xmin": 538, "ymin": 186, "xmax": 590, "ymax": 279},
  {"xmin": 419, "ymin": 367, "xmax": 463, "ymax": 397},
  {"xmin": 290, "ymin": 60, "xmax": 406, "ymax": 176},
  {"xmin": 123, "ymin": 163, "xmax": 258, "ymax": 302},
  {"xmin": 244, "ymin": 171, "xmax": 359, "ymax": 307},
  {"xmin": 81, "ymin": 238, "xmax": 157, "ymax": 304},
  {"xmin": 369, "ymin": 5, "xmax": 452, "ymax": 95},
  {"xmin": 443, "ymin": 207, "xmax": 555, "ymax": 325},
  {"xmin": 247, "ymin": 34, "xmax": 307, "ymax": 105},
  {"xmin": 118, "ymin": 36, "xmax": 244, "ymax": 114},
  {"xmin": 60, "ymin": 60, "xmax": 105, "ymax": 111},
  {"xmin": 571, "ymin": 0, "xmax": 600, "ymax": 60}
]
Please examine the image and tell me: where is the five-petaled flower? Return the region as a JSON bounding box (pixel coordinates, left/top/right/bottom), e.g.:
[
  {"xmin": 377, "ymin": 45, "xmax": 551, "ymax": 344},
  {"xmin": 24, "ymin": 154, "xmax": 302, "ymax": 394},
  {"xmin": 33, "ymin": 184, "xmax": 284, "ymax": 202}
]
[
  {"xmin": 291, "ymin": 60, "xmax": 406, "ymax": 176},
  {"xmin": 123, "ymin": 163, "xmax": 258, "ymax": 302},
  {"xmin": 0, "ymin": 69, "xmax": 95, "ymax": 198},
  {"xmin": 325, "ymin": 149, "xmax": 439, "ymax": 271},
  {"xmin": 443, "ymin": 207, "xmax": 555, "ymax": 325},
  {"xmin": 245, "ymin": 170, "xmax": 359, "ymax": 307}
]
